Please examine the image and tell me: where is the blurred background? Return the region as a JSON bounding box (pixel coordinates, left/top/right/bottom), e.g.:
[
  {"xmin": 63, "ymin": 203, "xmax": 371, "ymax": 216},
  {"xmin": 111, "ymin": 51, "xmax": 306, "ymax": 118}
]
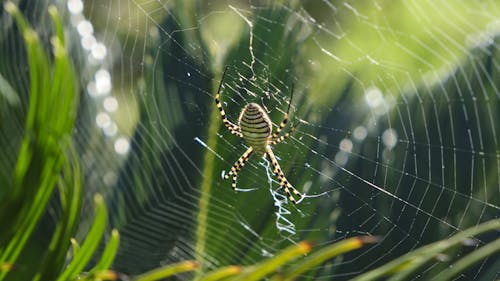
[{"xmin": 1, "ymin": 0, "xmax": 499, "ymax": 280}]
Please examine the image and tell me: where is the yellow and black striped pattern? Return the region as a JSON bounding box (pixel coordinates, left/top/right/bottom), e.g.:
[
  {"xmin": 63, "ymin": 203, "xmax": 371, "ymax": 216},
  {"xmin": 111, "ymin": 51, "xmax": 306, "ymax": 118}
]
[
  {"xmin": 266, "ymin": 147, "xmax": 303, "ymax": 203},
  {"xmin": 214, "ymin": 66, "xmax": 303, "ymax": 204},
  {"xmin": 215, "ymin": 89, "xmax": 242, "ymax": 137},
  {"xmin": 224, "ymin": 147, "xmax": 253, "ymax": 189},
  {"xmin": 238, "ymin": 103, "xmax": 272, "ymax": 155}
]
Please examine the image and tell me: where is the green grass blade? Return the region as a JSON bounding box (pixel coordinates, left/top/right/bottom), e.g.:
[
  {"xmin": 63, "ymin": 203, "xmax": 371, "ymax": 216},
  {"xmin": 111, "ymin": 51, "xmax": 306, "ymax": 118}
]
[
  {"xmin": 34, "ymin": 147, "xmax": 82, "ymax": 281},
  {"xmin": 3, "ymin": 2, "xmax": 28, "ymax": 31},
  {"xmin": 281, "ymin": 236, "xmax": 379, "ymax": 280},
  {"xmin": 90, "ymin": 229, "xmax": 120, "ymax": 272},
  {"xmin": 56, "ymin": 194, "xmax": 108, "ymax": 281},
  {"xmin": 199, "ymin": 266, "xmax": 241, "ymax": 281},
  {"xmin": 236, "ymin": 242, "xmax": 312, "ymax": 281},
  {"xmin": 79, "ymin": 270, "xmax": 120, "ymax": 281},
  {"xmin": 132, "ymin": 261, "xmax": 199, "ymax": 281},
  {"xmin": 434, "ymin": 236, "xmax": 500, "ymax": 281},
  {"xmin": 70, "ymin": 238, "xmax": 81, "ymax": 256},
  {"xmin": 0, "ymin": 5, "xmax": 80, "ymax": 280},
  {"xmin": 60, "ymin": 149, "xmax": 82, "ymax": 248},
  {"xmin": 4, "ymin": 1, "xmax": 49, "ymax": 195},
  {"xmin": 195, "ymin": 68, "xmax": 223, "ymax": 276},
  {"xmin": 353, "ymin": 218, "xmax": 500, "ymax": 281},
  {"xmin": 48, "ymin": 5, "xmax": 65, "ymax": 45},
  {"xmin": 0, "ymin": 157, "xmax": 59, "ymax": 280}
]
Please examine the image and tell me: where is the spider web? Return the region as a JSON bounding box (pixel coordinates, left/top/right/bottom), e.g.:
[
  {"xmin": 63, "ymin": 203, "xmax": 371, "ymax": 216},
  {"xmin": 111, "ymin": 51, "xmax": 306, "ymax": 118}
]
[{"xmin": 2, "ymin": 0, "xmax": 500, "ymax": 280}]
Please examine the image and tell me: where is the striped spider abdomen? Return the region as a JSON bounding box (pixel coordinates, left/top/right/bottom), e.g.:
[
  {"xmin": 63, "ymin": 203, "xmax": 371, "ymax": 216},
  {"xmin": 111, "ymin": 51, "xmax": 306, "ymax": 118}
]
[{"xmin": 238, "ymin": 103, "xmax": 272, "ymax": 155}]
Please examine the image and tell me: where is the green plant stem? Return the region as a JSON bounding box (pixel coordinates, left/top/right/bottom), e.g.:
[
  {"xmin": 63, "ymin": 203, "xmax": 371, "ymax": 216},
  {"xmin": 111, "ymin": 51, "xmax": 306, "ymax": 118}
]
[{"xmin": 195, "ymin": 70, "xmax": 224, "ymax": 276}]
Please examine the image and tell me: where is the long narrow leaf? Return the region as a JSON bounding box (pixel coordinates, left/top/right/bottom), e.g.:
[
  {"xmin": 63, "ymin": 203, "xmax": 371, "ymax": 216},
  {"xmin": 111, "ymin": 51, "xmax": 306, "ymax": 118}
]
[
  {"xmin": 199, "ymin": 266, "xmax": 241, "ymax": 281},
  {"xmin": 281, "ymin": 236, "xmax": 379, "ymax": 280},
  {"xmin": 89, "ymin": 229, "xmax": 120, "ymax": 272},
  {"xmin": 57, "ymin": 194, "xmax": 108, "ymax": 281},
  {"xmin": 35, "ymin": 147, "xmax": 82, "ymax": 281},
  {"xmin": 353, "ymin": 218, "xmax": 500, "ymax": 281},
  {"xmin": 0, "ymin": 157, "xmax": 59, "ymax": 279},
  {"xmin": 236, "ymin": 242, "xmax": 312, "ymax": 281},
  {"xmin": 433, "ymin": 236, "xmax": 500, "ymax": 281},
  {"xmin": 132, "ymin": 261, "xmax": 199, "ymax": 281}
]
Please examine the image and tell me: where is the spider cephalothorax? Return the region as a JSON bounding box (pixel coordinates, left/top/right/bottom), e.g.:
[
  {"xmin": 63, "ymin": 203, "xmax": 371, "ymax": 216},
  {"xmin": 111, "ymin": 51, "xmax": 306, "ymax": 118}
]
[{"xmin": 214, "ymin": 66, "xmax": 303, "ymax": 204}]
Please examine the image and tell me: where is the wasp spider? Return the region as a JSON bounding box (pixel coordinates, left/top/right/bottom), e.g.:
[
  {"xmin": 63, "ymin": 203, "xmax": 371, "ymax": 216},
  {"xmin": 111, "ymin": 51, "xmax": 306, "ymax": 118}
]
[{"xmin": 214, "ymin": 66, "xmax": 303, "ymax": 204}]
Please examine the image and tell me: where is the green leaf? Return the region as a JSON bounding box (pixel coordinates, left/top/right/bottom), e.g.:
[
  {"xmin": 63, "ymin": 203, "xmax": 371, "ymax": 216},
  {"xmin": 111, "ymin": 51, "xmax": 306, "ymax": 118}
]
[
  {"xmin": 353, "ymin": 218, "xmax": 500, "ymax": 281},
  {"xmin": 235, "ymin": 242, "xmax": 312, "ymax": 281},
  {"xmin": 132, "ymin": 261, "xmax": 199, "ymax": 281},
  {"xmin": 199, "ymin": 266, "xmax": 241, "ymax": 281},
  {"xmin": 34, "ymin": 147, "xmax": 82, "ymax": 281},
  {"xmin": 90, "ymin": 229, "xmax": 120, "ymax": 272},
  {"xmin": 57, "ymin": 194, "xmax": 108, "ymax": 281},
  {"xmin": 436, "ymin": 236, "xmax": 500, "ymax": 280},
  {"xmin": 280, "ymin": 236, "xmax": 379, "ymax": 280},
  {"xmin": 0, "ymin": 4, "xmax": 80, "ymax": 280}
]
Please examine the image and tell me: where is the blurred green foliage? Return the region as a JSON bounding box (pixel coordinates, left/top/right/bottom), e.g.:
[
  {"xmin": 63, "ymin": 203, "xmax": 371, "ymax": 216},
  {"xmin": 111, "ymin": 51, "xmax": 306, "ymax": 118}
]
[{"xmin": 0, "ymin": 1, "xmax": 499, "ymax": 281}]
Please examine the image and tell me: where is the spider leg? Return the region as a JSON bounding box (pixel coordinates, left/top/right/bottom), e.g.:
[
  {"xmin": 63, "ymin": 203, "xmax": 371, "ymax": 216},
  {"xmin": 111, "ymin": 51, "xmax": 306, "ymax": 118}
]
[
  {"xmin": 265, "ymin": 146, "xmax": 303, "ymax": 204},
  {"xmin": 225, "ymin": 147, "xmax": 253, "ymax": 190},
  {"xmin": 271, "ymin": 85, "xmax": 294, "ymax": 140},
  {"xmin": 271, "ymin": 112, "xmax": 289, "ymax": 139},
  {"xmin": 271, "ymin": 121, "xmax": 299, "ymax": 145},
  {"xmin": 215, "ymin": 66, "xmax": 242, "ymax": 137}
]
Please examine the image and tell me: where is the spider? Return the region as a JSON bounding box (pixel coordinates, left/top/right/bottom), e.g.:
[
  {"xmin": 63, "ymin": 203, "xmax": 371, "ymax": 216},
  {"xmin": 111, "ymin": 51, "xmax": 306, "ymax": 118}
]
[{"xmin": 214, "ymin": 66, "xmax": 303, "ymax": 204}]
